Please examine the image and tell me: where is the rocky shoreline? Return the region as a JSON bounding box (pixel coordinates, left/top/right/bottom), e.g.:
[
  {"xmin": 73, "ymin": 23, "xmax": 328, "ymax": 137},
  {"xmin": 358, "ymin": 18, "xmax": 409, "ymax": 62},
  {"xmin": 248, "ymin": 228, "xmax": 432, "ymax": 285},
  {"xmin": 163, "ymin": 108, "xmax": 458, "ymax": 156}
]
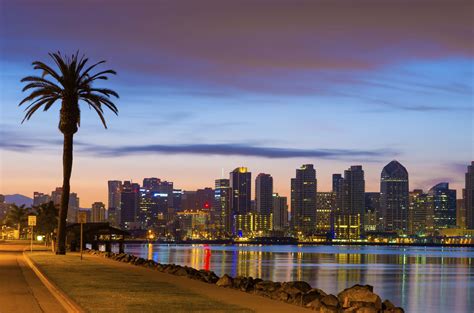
[{"xmin": 86, "ymin": 250, "xmax": 404, "ymax": 313}]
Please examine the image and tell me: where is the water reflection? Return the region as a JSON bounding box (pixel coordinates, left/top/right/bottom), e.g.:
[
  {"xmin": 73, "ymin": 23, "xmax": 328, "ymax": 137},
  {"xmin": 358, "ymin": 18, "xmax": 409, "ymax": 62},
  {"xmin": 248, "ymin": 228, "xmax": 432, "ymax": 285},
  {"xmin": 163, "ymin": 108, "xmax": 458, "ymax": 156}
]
[{"xmin": 126, "ymin": 244, "xmax": 474, "ymax": 313}]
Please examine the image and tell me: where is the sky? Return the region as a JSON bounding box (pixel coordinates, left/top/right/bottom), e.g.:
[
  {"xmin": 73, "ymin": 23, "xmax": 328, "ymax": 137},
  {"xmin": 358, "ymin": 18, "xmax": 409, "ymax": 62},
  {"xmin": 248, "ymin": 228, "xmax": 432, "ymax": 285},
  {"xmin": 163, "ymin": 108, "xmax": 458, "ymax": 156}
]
[{"xmin": 0, "ymin": 0, "xmax": 473, "ymax": 207}]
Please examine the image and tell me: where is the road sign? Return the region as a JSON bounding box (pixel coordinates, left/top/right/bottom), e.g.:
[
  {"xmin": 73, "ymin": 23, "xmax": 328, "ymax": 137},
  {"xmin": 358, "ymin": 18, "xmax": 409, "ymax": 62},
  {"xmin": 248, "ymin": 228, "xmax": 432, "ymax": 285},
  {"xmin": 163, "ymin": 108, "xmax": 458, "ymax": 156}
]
[
  {"xmin": 28, "ymin": 215, "xmax": 37, "ymax": 226},
  {"xmin": 77, "ymin": 211, "xmax": 87, "ymax": 224}
]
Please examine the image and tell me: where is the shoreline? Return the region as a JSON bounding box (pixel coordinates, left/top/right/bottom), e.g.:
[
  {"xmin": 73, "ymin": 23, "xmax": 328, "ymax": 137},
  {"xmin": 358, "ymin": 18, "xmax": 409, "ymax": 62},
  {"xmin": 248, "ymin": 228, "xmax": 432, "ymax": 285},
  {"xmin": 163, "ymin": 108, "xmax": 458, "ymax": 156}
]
[{"xmin": 124, "ymin": 239, "xmax": 474, "ymax": 247}]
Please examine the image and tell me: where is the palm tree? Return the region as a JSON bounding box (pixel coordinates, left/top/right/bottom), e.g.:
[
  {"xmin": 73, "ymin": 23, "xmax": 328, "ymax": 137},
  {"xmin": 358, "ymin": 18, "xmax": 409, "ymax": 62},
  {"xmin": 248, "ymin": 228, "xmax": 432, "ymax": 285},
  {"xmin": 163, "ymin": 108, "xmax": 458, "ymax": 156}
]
[
  {"xmin": 6, "ymin": 204, "xmax": 29, "ymax": 238},
  {"xmin": 19, "ymin": 52, "xmax": 119, "ymax": 254}
]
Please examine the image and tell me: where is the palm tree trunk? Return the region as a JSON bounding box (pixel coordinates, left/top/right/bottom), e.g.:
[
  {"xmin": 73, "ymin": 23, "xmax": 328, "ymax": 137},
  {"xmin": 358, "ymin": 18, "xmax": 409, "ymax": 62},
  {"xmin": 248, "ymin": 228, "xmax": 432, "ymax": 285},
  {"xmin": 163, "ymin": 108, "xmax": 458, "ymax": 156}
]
[{"xmin": 56, "ymin": 132, "xmax": 74, "ymax": 255}]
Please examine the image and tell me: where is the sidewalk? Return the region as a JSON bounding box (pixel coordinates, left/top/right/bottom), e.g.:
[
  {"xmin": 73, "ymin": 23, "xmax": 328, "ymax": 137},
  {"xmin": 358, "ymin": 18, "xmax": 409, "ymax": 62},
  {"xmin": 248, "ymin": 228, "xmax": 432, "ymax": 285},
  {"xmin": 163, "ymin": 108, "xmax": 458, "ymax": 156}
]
[
  {"xmin": 0, "ymin": 242, "xmax": 65, "ymax": 313},
  {"xmin": 28, "ymin": 251, "xmax": 311, "ymax": 313}
]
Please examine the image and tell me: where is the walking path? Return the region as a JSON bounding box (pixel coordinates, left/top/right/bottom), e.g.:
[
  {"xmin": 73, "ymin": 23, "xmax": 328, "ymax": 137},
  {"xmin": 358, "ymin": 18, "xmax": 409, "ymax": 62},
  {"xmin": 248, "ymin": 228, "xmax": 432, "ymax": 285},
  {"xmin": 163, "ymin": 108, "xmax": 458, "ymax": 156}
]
[
  {"xmin": 28, "ymin": 251, "xmax": 310, "ymax": 313},
  {"xmin": 0, "ymin": 242, "xmax": 65, "ymax": 313}
]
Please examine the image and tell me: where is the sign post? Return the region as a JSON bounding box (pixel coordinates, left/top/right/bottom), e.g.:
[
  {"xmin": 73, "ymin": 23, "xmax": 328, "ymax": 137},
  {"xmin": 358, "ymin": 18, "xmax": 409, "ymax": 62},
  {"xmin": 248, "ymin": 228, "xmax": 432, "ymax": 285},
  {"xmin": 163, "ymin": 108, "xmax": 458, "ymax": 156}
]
[
  {"xmin": 77, "ymin": 212, "xmax": 87, "ymax": 260},
  {"xmin": 28, "ymin": 215, "xmax": 37, "ymax": 253}
]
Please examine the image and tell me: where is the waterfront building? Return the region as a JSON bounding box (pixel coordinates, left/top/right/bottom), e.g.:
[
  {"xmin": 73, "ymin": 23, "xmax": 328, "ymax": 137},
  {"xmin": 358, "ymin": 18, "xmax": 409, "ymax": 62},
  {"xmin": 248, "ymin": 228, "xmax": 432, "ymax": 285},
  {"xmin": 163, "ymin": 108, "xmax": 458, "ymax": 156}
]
[
  {"xmin": 142, "ymin": 177, "xmax": 160, "ymax": 190},
  {"xmin": 408, "ymin": 189, "xmax": 430, "ymax": 235},
  {"xmin": 91, "ymin": 202, "xmax": 106, "ymax": 222},
  {"xmin": 466, "ymin": 162, "xmax": 474, "ymax": 229},
  {"xmin": 256, "ymin": 173, "xmax": 273, "ymax": 218},
  {"xmin": 176, "ymin": 210, "xmax": 209, "ymax": 240},
  {"xmin": 182, "ymin": 191, "xmax": 197, "ymax": 211},
  {"xmin": 272, "ymin": 193, "xmax": 288, "ymax": 231},
  {"xmin": 291, "ymin": 164, "xmax": 317, "ymax": 235},
  {"xmin": 234, "ymin": 212, "xmax": 272, "ymax": 237},
  {"xmin": 332, "ymin": 174, "xmax": 343, "ymax": 193},
  {"xmin": 33, "ymin": 192, "xmax": 51, "ymax": 207},
  {"xmin": 457, "ymin": 197, "xmax": 466, "ymax": 229},
  {"xmin": 380, "ymin": 160, "xmax": 409, "ymax": 234},
  {"xmin": 107, "ymin": 180, "xmax": 122, "ymax": 227},
  {"xmin": 334, "ymin": 166, "xmax": 365, "ymax": 239},
  {"xmin": 173, "ymin": 189, "xmax": 184, "ymax": 212},
  {"xmin": 230, "ymin": 167, "xmax": 252, "ymax": 217},
  {"xmin": 316, "ymin": 192, "xmax": 335, "ymax": 235},
  {"xmin": 120, "ymin": 181, "xmax": 140, "ymax": 229},
  {"xmin": 428, "ymin": 182, "xmax": 456, "ymax": 231},
  {"xmin": 365, "ymin": 192, "xmax": 382, "ymax": 231},
  {"xmin": 196, "ymin": 188, "xmax": 214, "ymax": 211},
  {"xmin": 212, "ymin": 179, "xmax": 232, "ymax": 236}
]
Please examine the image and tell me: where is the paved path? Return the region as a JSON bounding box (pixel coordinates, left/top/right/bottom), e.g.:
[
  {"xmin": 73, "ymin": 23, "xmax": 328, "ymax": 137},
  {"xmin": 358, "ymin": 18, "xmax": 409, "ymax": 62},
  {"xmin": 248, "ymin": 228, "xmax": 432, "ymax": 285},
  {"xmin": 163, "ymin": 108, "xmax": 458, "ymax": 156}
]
[{"xmin": 0, "ymin": 242, "xmax": 65, "ymax": 313}]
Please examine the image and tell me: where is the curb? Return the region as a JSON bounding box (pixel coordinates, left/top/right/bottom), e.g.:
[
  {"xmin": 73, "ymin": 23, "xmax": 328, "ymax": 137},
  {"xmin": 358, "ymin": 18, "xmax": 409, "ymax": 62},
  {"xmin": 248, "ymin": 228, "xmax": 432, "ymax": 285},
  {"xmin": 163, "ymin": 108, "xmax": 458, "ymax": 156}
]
[{"xmin": 23, "ymin": 252, "xmax": 85, "ymax": 313}]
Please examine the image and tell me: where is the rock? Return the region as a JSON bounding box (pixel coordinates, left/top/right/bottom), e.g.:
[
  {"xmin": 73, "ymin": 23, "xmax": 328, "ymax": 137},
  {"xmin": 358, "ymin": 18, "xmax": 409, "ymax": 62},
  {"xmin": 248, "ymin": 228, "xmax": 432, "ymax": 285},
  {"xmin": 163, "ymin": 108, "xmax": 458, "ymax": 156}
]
[
  {"xmin": 337, "ymin": 285, "xmax": 382, "ymax": 310},
  {"xmin": 382, "ymin": 300, "xmax": 395, "ymax": 310},
  {"xmin": 282, "ymin": 281, "xmax": 312, "ymax": 293},
  {"xmin": 255, "ymin": 281, "xmax": 281, "ymax": 293},
  {"xmin": 216, "ymin": 274, "xmax": 233, "ymax": 287},
  {"xmin": 301, "ymin": 288, "xmax": 327, "ymax": 306},
  {"xmin": 383, "ymin": 308, "xmax": 405, "ymax": 313},
  {"xmin": 173, "ymin": 267, "xmax": 188, "ymax": 276},
  {"xmin": 307, "ymin": 300, "xmax": 338, "ymax": 313},
  {"xmin": 321, "ymin": 294, "xmax": 339, "ymax": 307}
]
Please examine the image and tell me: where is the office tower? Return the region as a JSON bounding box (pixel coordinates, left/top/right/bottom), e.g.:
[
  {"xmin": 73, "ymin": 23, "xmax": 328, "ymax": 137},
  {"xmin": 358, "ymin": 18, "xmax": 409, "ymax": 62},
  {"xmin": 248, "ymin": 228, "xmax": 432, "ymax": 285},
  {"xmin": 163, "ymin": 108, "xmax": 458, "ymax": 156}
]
[
  {"xmin": 456, "ymin": 197, "xmax": 466, "ymax": 229},
  {"xmin": 230, "ymin": 167, "xmax": 252, "ymax": 216},
  {"xmin": 365, "ymin": 192, "xmax": 381, "ymax": 231},
  {"xmin": 332, "ymin": 174, "xmax": 343, "ymax": 193},
  {"xmin": 380, "ymin": 160, "xmax": 409, "ymax": 233},
  {"xmin": 272, "ymin": 193, "xmax": 288, "ymax": 231},
  {"xmin": 256, "ymin": 173, "xmax": 273, "ymax": 217},
  {"xmin": 91, "ymin": 202, "xmax": 106, "ymax": 222},
  {"xmin": 173, "ymin": 189, "xmax": 184, "ymax": 212},
  {"xmin": 428, "ymin": 182, "xmax": 456, "ymax": 230},
  {"xmin": 316, "ymin": 192, "xmax": 335, "ymax": 235},
  {"xmin": 120, "ymin": 181, "xmax": 139, "ymax": 229},
  {"xmin": 334, "ymin": 166, "xmax": 365, "ymax": 239},
  {"xmin": 33, "ymin": 192, "xmax": 51, "ymax": 207},
  {"xmin": 107, "ymin": 180, "xmax": 122, "ymax": 227},
  {"xmin": 408, "ymin": 189, "xmax": 430, "ymax": 235},
  {"xmin": 183, "ymin": 191, "xmax": 197, "ymax": 211},
  {"xmin": 196, "ymin": 188, "xmax": 214, "ymax": 210},
  {"xmin": 143, "ymin": 177, "xmax": 161, "ymax": 190},
  {"xmin": 291, "ymin": 164, "xmax": 317, "ymax": 235},
  {"xmin": 213, "ymin": 179, "xmax": 232, "ymax": 236},
  {"xmin": 466, "ymin": 162, "xmax": 474, "ymax": 229}
]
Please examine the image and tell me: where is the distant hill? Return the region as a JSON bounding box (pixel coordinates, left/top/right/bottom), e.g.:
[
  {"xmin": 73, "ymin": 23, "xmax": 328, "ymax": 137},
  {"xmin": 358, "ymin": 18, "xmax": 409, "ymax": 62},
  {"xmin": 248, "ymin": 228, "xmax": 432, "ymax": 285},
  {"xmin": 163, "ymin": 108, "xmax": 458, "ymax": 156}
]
[{"xmin": 4, "ymin": 194, "xmax": 33, "ymax": 207}]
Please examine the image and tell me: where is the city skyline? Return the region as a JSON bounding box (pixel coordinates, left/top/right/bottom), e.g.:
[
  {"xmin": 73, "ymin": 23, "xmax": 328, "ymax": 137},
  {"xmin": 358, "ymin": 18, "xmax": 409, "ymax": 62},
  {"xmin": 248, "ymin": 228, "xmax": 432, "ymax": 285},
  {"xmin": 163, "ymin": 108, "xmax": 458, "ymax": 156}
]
[{"xmin": 1, "ymin": 1, "xmax": 472, "ymax": 207}]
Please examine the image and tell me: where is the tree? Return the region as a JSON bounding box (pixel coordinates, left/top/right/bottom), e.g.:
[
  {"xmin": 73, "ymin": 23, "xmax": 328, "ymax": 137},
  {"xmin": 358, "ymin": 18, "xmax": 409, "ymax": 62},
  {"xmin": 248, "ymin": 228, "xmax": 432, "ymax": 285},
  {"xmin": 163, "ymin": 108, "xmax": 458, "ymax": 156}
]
[
  {"xmin": 19, "ymin": 52, "xmax": 119, "ymax": 254},
  {"xmin": 35, "ymin": 201, "xmax": 58, "ymax": 245},
  {"xmin": 6, "ymin": 204, "xmax": 29, "ymax": 238}
]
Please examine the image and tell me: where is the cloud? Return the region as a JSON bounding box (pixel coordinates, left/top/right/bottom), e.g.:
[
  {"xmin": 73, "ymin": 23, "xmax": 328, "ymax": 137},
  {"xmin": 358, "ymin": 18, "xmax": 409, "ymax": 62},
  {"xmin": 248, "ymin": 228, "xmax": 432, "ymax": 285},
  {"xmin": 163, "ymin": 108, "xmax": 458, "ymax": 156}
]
[{"xmin": 82, "ymin": 142, "xmax": 396, "ymax": 160}]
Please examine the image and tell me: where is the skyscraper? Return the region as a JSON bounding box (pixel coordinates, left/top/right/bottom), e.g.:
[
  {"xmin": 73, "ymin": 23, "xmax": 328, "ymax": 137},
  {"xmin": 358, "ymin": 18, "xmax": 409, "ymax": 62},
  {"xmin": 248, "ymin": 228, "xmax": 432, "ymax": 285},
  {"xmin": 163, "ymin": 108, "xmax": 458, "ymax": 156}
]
[
  {"xmin": 142, "ymin": 177, "xmax": 160, "ymax": 190},
  {"xmin": 466, "ymin": 162, "xmax": 474, "ymax": 229},
  {"xmin": 230, "ymin": 167, "xmax": 252, "ymax": 216},
  {"xmin": 255, "ymin": 173, "xmax": 273, "ymax": 216},
  {"xmin": 408, "ymin": 189, "xmax": 431, "ymax": 235},
  {"xmin": 291, "ymin": 164, "xmax": 317, "ymax": 235},
  {"xmin": 196, "ymin": 188, "xmax": 214, "ymax": 211},
  {"xmin": 365, "ymin": 192, "xmax": 381, "ymax": 231},
  {"xmin": 120, "ymin": 181, "xmax": 139, "ymax": 229},
  {"xmin": 213, "ymin": 179, "xmax": 232, "ymax": 235},
  {"xmin": 334, "ymin": 166, "xmax": 365, "ymax": 239},
  {"xmin": 332, "ymin": 174, "xmax": 343, "ymax": 193},
  {"xmin": 50, "ymin": 187, "xmax": 79, "ymax": 223},
  {"xmin": 380, "ymin": 160, "xmax": 409, "ymax": 233},
  {"xmin": 316, "ymin": 192, "xmax": 335, "ymax": 235},
  {"xmin": 428, "ymin": 182, "xmax": 456, "ymax": 230},
  {"xmin": 272, "ymin": 193, "xmax": 288, "ymax": 231},
  {"xmin": 107, "ymin": 180, "xmax": 122, "ymax": 227},
  {"xmin": 91, "ymin": 202, "xmax": 106, "ymax": 222}
]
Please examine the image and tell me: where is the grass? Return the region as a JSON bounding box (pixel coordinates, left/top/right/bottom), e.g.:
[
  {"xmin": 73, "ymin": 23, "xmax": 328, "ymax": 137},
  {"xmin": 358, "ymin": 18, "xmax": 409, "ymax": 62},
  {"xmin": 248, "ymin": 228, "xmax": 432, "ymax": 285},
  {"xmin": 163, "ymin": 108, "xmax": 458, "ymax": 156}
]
[{"xmin": 28, "ymin": 252, "xmax": 253, "ymax": 313}]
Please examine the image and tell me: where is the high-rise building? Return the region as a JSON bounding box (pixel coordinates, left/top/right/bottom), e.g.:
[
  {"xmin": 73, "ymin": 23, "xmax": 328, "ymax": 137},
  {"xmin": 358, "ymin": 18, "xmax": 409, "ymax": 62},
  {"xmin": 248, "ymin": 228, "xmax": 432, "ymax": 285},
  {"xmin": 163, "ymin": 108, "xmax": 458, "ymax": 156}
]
[
  {"xmin": 332, "ymin": 174, "xmax": 343, "ymax": 193},
  {"xmin": 143, "ymin": 177, "xmax": 161, "ymax": 190},
  {"xmin": 291, "ymin": 164, "xmax": 317, "ymax": 235},
  {"xmin": 466, "ymin": 162, "xmax": 474, "ymax": 229},
  {"xmin": 212, "ymin": 179, "xmax": 232, "ymax": 236},
  {"xmin": 51, "ymin": 187, "xmax": 63, "ymax": 206},
  {"xmin": 173, "ymin": 189, "xmax": 184, "ymax": 212},
  {"xmin": 120, "ymin": 181, "xmax": 139, "ymax": 229},
  {"xmin": 334, "ymin": 166, "xmax": 365, "ymax": 239},
  {"xmin": 68, "ymin": 193, "xmax": 80, "ymax": 223},
  {"xmin": 230, "ymin": 167, "xmax": 252, "ymax": 216},
  {"xmin": 107, "ymin": 180, "xmax": 122, "ymax": 227},
  {"xmin": 408, "ymin": 189, "xmax": 431, "ymax": 235},
  {"xmin": 365, "ymin": 192, "xmax": 381, "ymax": 231},
  {"xmin": 316, "ymin": 192, "xmax": 335, "ymax": 235},
  {"xmin": 91, "ymin": 202, "xmax": 106, "ymax": 222},
  {"xmin": 428, "ymin": 182, "xmax": 456, "ymax": 230},
  {"xmin": 33, "ymin": 192, "xmax": 51, "ymax": 207},
  {"xmin": 196, "ymin": 188, "xmax": 214, "ymax": 211},
  {"xmin": 380, "ymin": 160, "xmax": 409, "ymax": 233},
  {"xmin": 256, "ymin": 173, "xmax": 273, "ymax": 217},
  {"xmin": 272, "ymin": 193, "xmax": 288, "ymax": 231},
  {"xmin": 456, "ymin": 197, "xmax": 466, "ymax": 229}
]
